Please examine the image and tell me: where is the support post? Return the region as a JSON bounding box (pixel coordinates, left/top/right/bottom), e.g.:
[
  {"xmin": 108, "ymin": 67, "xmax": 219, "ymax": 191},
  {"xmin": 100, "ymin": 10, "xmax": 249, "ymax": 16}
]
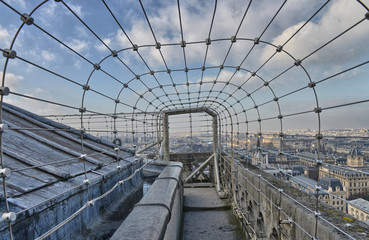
[
  {"xmin": 162, "ymin": 113, "xmax": 170, "ymax": 162},
  {"xmin": 212, "ymin": 115, "xmax": 221, "ymax": 192}
]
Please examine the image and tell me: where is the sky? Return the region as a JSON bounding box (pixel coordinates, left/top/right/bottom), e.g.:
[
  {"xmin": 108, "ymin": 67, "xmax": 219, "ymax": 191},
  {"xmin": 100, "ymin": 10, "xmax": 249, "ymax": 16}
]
[{"xmin": 0, "ymin": 0, "xmax": 369, "ymax": 133}]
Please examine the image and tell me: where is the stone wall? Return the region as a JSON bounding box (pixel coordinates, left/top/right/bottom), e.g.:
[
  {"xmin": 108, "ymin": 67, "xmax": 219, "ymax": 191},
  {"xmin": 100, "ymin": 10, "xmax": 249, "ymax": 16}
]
[
  {"xmin": 110, "ymin": 161, "xmax": 183, "ymax": 240},
  {"xmin": 222, "ymin": 155, "xmax": 368, "ymax": 240}
]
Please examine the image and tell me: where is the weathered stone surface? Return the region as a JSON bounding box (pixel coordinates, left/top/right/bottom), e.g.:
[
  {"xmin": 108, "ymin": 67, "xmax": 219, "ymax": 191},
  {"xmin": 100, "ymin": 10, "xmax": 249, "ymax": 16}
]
[{"xmin": 182, "ymin": 187, "xmax": 244, "ymax": 240}]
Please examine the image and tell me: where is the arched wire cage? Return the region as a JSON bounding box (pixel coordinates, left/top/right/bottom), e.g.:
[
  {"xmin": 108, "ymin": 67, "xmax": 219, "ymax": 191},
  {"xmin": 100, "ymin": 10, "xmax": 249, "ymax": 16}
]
[{"xmin": 1, "ymin": 0, "xmax": 369, "ymax": 239}]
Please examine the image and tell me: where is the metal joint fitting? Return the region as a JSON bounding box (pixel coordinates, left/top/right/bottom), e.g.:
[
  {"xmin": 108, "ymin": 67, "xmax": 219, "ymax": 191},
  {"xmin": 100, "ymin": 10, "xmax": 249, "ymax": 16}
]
[
  {"xmin": 80, "ymin": 154, "xmax": 87, "ymax": 160},
  {"xmin": 0, "ymin": 168, "xmax": 11, "ymax": 178},
  {"xmin": 314, "ymin": 107, "xmax": 322, "ymax": 113},
  {"xmin": 254, "ymin": 37, "xmax": 260, "ymax": 44},
  {"xmin": 231, "ymin": 36, "xmax": 236, "ymax": 43},
  {"xmin": 82, "ymin": 85, "xmax": 90, "ymax": 91},
  {"xmin": 315, "ymin": 134, "xmax": 323, "ymax": 139},
  {"xmin": 274, "ymin": 97, "xmax": 279, "ymax": 102},
  {"xmin": 205, "ymin": 38, "xmax": 211, "ymax": 45},
  {"xmin": 21, "ymin": 13, "xmax": 34, "ymax": 25},
  {"xmin": 308, "ymin": 82, "xmax": 316, "ymax": 88},
  {"xmin": 155, "ymin": 42, "xmax": 161, "ymax": 49},
  {"xmin": 93, "ymin": 64, "xmax": 101, "ymax": 70},
  {"xmin": 276, "ymin": 45, "xmax": 283, "ymax": 52},
  {"xmin": 0, "ymin": 123, "xmax": 9, "ymax": 133},
  {"xmin": 278, "ymin": 115, "xmax": 283, "ymax": 119},
  {"xmin": 251, "ymin": 71, "xmax": 256, "ymax": 77},
  {"xmin": 180, "ymin": 41, "xmax": 186, "ymax": 47},
  {"xmin": 314, "ymin": 211, "xmax": 321, "ymax": 217},
  {"xmin": 294, "ymin": 59, "xmax": 301, "ymax": 66},
  {"xmin": 2, "ymin": 49, "xmax": 16, "ymax": 59},
  {"xmin": 111, "ymin": 50, "xmax": 118, "ymax": 57},
  {"xmin": 150, "ymin": 70, "xmax": 155, "ymax": 75},
  {"xmin": 114, "ymin": 147, "xmax": 119, "ymax": 152},
  {"xmin": 2, "ymin": 212, "xmax": 16, "ymax": 222},
  {"xmin": 219, "ymin": 65, "xmax": 224, "ymax": 69},
  {"xmin": 280, "ymin": 219, "xmax": 293, "ymax": 224},
  {"xmin": 132, "ymin": 44, "xmax": 138, "ymax": 51},
  {"xmin": 79, "ymin": 107, "xmax": 86, "ymax": 113},
  {"xmin": 83, "ymin": 179, "xmax": 90, "ymax": 185}
]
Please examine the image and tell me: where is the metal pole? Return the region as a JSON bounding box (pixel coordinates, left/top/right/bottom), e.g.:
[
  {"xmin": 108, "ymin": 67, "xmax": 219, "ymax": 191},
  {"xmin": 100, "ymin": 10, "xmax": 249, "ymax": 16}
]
[
  {"xmin": 213, "ymin": 115, "xmax": 221, "ymax": 192},
  {"xmin": 162, "ymin": 113, "xmax": 170, "ymax": 162},
  {"xmin": 135, "ymin": 138, "xmax": 163, "ymax": 154}
]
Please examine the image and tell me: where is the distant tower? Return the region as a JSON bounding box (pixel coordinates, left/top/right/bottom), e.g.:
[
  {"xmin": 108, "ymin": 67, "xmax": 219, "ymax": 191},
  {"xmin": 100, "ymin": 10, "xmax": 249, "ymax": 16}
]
[
  {"xmin": 347, "ymin": 148, "xmax": 364, "ymax": 167},
  {"xmin": 252, "ymin": 135, "xmax": 264, "ymax": 166}
]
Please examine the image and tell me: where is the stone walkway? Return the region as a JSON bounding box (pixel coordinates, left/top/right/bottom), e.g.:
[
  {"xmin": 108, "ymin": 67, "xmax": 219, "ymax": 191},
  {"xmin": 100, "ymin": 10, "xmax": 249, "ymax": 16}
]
[{"xmin": 182, "ymin": 187, "xmax": 244, "ymax": 240}]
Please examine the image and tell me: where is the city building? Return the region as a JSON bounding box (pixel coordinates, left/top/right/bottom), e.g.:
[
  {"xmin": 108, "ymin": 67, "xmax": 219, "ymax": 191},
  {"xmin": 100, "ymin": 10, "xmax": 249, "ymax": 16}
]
[
  {"xmin": 291, "ymin": 176, "xmax": 347, "ymax": 212},
  {"xmin": 320, "ymin": 148, "xmax": 369, "ymax": 199},
  {"xmin": 347, "ymin": 198, "xmax": 369, "ymax": 223}
]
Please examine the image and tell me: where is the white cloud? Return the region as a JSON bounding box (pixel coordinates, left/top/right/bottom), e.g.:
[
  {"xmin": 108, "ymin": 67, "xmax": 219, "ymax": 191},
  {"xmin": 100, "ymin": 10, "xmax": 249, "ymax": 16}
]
[
  {"xmin": 73, "ymin": 59, "xmax": 82, "ymax": 69},
  {"xmin": 68, "ymin": 2, "xmax": 83, "ymax": 17},
  {"xmin": 0, "ymin": 25, "xmax": 12, "ymax": 46},
  {"xmin": 260, "ymin": 0, "xmax": 369, "ymax": 66},
  {"xmin": 6, "ymin": 0, "xmax": 26, "ymax": 10},
  {"xmin": 0, "ymin": 71, "xmax": 23, "ymax": 91},
  {"xmin": 66, "ymin": 39, "xmax": 88, "ymax": 52},
  {"xmin": 4, "ymin": 86, "xmax": 58, "ymax": 115},
  {"xmin": 95, "ymin": 37, "xmax": 112, "ymax": 52},
  {"xmin": 41, "ymin": 50, "xmax": 56, "ymax": 61}
]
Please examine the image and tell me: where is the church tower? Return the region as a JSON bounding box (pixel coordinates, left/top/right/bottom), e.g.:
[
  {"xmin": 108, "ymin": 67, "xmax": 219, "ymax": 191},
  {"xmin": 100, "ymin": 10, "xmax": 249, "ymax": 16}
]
[{"xmin": 347, "ymin": 148, "xmax": 364, "ymax": 167}]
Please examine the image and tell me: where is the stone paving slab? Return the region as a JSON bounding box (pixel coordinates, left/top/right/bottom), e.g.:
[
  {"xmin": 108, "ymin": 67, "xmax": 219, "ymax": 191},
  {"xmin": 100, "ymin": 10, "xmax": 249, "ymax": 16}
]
[
  {"xmin": 182, "ymin": 187, "xmax": 244, "ymax": 240},
  {"xmin": 184, "ymin": 187, "xmax": 230, "ymax": 210}
]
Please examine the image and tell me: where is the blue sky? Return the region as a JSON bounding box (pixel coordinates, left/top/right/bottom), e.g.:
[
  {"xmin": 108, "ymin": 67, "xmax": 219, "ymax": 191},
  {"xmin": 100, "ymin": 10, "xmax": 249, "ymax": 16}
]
[{"xmin": 1, "ymin": 0, "xmax": 369, "ymax": 132}]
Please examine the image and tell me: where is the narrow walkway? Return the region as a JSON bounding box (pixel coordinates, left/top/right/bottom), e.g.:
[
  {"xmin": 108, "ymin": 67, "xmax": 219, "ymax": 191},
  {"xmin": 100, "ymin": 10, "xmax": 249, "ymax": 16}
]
[{"xmin": 182, "ymin": 186, "xmax": 244, "ymax": 240}]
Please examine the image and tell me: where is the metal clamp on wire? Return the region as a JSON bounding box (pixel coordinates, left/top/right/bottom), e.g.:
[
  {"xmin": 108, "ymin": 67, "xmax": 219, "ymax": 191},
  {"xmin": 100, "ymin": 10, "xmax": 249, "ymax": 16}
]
[
  {"xmin": 2, "ymin": 212, "xmax": 16, "ymax": 222},
  {"xmin": 0, "ymin": 87, "xmax": 10, "ymax": 96},
  {"xmin": 0, "ymin": 168, "xmax": 11, "ymax": 178}
]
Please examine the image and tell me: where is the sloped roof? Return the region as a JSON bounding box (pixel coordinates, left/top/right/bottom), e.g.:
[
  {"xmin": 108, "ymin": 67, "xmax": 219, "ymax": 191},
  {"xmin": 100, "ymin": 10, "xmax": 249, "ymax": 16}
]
[{"xmin": 0, "ymin": 103, "xmax": 134, "ymax": 213}]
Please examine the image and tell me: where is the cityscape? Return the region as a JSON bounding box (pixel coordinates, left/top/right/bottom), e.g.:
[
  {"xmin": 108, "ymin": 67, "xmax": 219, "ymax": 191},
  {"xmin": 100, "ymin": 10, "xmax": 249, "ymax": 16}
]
[{"xmin": 1, "ymin": 0, "xmax": 369, "ymax": 239}]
